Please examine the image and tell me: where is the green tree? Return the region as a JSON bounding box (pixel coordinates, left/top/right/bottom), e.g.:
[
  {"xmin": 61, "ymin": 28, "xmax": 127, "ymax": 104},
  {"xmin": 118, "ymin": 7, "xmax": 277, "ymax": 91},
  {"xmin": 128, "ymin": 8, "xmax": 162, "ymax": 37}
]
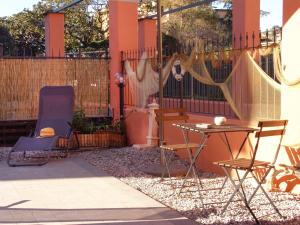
[
  {"xmin": 0, "ymin": 0, "xmax": 233, "ymax": 56},
  {"xmin": 0, "ymin": 1, "xmax": 48, "ymax": 56},
  {"xmin": 0, "ymin": 18, "xmax": 14, "ymax": 55},
  {"xmin": 0, "ymin": 0, "xmax": 109, "ymax": 56},
  {"xmin": 49, "ymin": 0, "xmax": 109, "ymax": 53},
  {"xmin": 139, "ymin": 0, "xmax": 231, "ymax": 46}
]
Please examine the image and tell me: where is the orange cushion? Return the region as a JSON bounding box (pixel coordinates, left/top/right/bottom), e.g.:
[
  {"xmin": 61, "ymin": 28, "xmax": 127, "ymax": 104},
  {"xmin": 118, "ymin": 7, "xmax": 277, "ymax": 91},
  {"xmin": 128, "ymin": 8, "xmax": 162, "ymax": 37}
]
[{"xmin": 40, "ymin": 127, "xmax": 55, "ymax": 137}]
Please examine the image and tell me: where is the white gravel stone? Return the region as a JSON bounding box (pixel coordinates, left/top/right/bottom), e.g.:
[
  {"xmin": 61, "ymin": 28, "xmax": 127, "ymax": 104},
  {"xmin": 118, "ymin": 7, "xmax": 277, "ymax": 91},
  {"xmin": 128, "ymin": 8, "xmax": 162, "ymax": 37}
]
[{"xmin": 81, "ymin": 147, "xmax": 300, "ymax": 225}]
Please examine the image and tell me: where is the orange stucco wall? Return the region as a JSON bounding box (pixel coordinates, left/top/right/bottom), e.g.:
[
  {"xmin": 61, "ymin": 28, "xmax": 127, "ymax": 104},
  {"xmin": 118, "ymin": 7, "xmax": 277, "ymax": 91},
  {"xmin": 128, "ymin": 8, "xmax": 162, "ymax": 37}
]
[
  {"xmin": 279, "ymin": 1, "xmax": 300, "ymax": 194},
  {"xmin": 125, "ymin": 108, "xmax": 149, "ymax": 145},
  {"xmin": 281, "ymin": 1, "xmax": 300, "ymax": 146},
  {"xmin": 125, "ymin": 107, "xmax": 256, "ymax": 175},
  {"xmin": 109, "ymin": 0, "xmax": 138, "ymax": 119},
  {"xmin": 232, "ymin": 0, "xmax": 260, "ymax": 48},
  {"xmin": 45, "ymin": 13, "xmax": 65, "ymax": 57},
  {"xmin": 283, "ymin": 0, "xmax": 300, "ymax": 25},
  {"xmin": 270, "ymin": 1, "xmax": 300, "ymax": 194},
  {"xmin": 138, "ymin": 19, "xmax": 157, "ymax": 50},
  {"xmin": 125, "ymin": 107, "xmax": 295, "ymax": 178}
]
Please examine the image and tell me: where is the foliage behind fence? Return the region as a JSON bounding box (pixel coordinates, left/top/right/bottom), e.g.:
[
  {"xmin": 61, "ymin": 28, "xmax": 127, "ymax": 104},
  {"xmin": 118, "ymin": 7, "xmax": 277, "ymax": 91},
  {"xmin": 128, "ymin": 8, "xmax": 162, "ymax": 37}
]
[{"xmin": 0, "ymin": 58, "xmax": 109, "ymax": 120}]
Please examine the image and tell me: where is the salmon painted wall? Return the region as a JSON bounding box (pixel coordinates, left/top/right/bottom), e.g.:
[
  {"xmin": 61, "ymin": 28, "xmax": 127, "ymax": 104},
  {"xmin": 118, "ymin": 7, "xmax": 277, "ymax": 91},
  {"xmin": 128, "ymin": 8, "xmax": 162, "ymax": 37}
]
[
  {"xmin": 283, "ymin": 0, "xmax": 300, "ymax": 24},
  {"xmin": 125, "ymin": 107, "xmax": 294, "ymax": 177},
  {"xmin": 232, "ymin": 0, "xmax": 260, "ymax": 48},
  {"xmin": 109, "ymin": 0, "xmax": 138, "ymax": 119},
  {"xmin": 138, "ymin": 19, "xmax": 157, "ymax": 50},
  {"xmin": 45, "ymin": 13, "xmax": 65, "ymax": 57},
  {"xmin": 279, "ymin": 1, "xmax": 300, "ymax": 193},
  {"xmin": 125, "ymin": 108, "xmax": 149, "ymax": 145},
  {"xmin": 281, "ymin": 1, "xmax": 300, "ymax": 146},
  {"xmin": 125, "ymin": 107, "xmax": 256, "ymax": 175}
]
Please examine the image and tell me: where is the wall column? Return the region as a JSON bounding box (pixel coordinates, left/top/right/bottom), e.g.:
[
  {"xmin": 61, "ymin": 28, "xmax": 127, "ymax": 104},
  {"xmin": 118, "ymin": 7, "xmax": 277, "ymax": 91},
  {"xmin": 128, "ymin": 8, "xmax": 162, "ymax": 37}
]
[
  {"xmin": 109, "ymin": 0, "xmax": 138, "ymax": 119},
  {"xmin": 45, "ymin": 12, "xmax": 65, "ymax": 57},
  {"xmin": 281, "ymin": 1, "xmax": 300, "ymax": 144},
  {"xmin": 232, "ymin": 0, "xmax": 260, "ymax": 48},
  {"xmin": 231, "ymin": 0, "xmax": 260, "ymax": 118},
  {"xmin": 138, "ymin": 18, "xmax": 157, "ymax": 51}
]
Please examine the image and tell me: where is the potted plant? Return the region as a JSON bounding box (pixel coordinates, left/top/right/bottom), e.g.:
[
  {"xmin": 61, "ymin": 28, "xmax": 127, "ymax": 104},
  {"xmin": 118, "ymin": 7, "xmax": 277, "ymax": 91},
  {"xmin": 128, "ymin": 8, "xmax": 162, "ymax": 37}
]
[{"xmin": 58, "ymin": 109, "xmax": 126, "ymax": 149}]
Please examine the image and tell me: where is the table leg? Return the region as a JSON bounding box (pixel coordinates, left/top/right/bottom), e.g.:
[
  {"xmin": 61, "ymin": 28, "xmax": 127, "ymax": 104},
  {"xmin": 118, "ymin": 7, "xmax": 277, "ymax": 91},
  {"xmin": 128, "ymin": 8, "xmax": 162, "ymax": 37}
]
[{"xmin": 179, "ymin": 132, "xmax": 208, "ymax": 204}]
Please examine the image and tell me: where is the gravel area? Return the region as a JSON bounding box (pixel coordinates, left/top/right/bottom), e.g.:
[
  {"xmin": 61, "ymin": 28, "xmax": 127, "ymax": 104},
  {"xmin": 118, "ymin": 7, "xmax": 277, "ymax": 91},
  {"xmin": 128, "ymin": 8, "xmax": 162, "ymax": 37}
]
[
  {"xmin": 1, "ymin": 146, "xmax": 299, "ymax": 225},
  {"xmin": 80, "ymin": 147, "xmax": 300, "ymax": 225}
]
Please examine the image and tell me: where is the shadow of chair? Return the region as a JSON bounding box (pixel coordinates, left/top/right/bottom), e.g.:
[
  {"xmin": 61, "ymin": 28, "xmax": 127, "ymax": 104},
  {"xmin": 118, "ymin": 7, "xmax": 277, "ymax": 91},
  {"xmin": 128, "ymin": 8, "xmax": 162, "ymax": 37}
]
[{"xmin": 272, "ymin": 145, "xmax": 300, "ymax": 193}]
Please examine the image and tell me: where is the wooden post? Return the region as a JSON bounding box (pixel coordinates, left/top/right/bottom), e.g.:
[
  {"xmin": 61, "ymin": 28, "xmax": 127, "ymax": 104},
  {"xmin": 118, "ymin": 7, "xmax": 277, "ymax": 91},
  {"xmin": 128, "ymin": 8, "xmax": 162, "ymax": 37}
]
[{"xmin": 157, "ymin": 0, "xmax": 164, "ymax": 146}]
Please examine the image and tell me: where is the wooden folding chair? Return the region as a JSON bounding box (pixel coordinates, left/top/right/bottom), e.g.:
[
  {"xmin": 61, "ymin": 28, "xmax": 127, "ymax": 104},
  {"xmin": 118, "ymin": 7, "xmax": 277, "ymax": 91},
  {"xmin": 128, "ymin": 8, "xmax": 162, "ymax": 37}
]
[
  {"xmin": 155, "ymin": 108, "xmax": 200, "ymax": 180},
  {"xmin": 214, "ymin": 120, "xmax": 288, "ymax": 223}
]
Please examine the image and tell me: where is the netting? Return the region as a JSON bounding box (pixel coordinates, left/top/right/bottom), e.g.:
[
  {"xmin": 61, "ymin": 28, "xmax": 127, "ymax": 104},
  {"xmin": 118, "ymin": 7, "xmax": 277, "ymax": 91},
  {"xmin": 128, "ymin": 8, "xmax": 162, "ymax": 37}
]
[
  {"xmin": 0, "ymin": 58, "xmax": 109, "ymax": 120},
  {"xmin": 124, "ymin": 46, "xmax": 283, "ymax": 123},
  {"xmin": 125, "ymin": 52, "xmax": 176, "ymax": 108}
]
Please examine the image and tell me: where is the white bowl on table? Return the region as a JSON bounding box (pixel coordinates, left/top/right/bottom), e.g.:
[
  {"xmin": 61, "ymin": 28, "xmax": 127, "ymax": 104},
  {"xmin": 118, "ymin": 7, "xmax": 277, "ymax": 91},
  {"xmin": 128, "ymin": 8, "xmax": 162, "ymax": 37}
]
[{"xmin": 214, "ymin": 116, "xmax": 227, "ymax": 126}]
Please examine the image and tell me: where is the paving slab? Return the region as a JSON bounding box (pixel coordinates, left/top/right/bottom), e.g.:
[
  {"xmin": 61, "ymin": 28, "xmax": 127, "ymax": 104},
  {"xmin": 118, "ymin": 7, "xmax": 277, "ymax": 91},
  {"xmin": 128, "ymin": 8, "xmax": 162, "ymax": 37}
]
[{"xmin": 0, "ymin": 155, "xmax": 197, "ymax": 225}]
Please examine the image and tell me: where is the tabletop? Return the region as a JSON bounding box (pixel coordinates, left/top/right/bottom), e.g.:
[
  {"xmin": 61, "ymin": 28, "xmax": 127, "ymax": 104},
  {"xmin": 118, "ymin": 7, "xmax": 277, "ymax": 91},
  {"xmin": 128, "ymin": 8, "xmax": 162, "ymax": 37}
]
[{"xmin": 173, "ymin": 123, "xmax": 257, "ymax": 134}]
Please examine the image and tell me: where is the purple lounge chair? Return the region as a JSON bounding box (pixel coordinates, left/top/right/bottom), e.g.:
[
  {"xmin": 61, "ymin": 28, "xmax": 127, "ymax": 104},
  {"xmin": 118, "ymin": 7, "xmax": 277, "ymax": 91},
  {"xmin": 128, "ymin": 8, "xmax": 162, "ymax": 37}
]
[{"xmin": 7, "ymin": 86, "xmax": 78, "ymax": 166}]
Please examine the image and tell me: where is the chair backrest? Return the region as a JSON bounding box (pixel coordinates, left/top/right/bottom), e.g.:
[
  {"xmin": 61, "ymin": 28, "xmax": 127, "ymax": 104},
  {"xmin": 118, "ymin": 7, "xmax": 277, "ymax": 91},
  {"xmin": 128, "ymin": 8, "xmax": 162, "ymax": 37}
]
[
  {"xmin": 34, "ymin": 86, "xmax": 74, "ymax": 138},
  {"xmin": 154, "ymin": 108, "xmax": 189, "ymax": 145},
  {"xmin": 154, "ymin": 108, "xmax": 189, "ymax": 124},
  {"xmin": 251, "ymin": 120, "xmax": 288, "ymax": 167}
]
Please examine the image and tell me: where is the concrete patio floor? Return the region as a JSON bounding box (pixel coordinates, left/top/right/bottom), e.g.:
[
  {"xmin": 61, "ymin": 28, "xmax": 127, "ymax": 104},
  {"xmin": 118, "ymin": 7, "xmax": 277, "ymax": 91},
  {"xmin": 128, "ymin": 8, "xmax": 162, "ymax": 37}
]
[{"xmin": 0, "ymin": 155, "xmax": 197, "ymax": 225}]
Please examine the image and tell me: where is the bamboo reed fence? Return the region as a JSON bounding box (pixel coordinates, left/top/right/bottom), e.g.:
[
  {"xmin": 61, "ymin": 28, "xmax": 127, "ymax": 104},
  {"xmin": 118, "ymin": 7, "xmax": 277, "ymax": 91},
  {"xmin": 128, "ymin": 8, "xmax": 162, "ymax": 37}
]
[{"xmin": 0, "ymin": 58, "xmax": 109, "ymax": 120}]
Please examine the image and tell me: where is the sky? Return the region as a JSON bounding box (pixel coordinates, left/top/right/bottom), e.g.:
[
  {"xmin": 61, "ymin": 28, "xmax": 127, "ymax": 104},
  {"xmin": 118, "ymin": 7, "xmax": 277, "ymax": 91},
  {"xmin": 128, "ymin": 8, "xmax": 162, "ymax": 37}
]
[
  {"xmin": 0, "ymin": 0, "xmax": 283, "ymax": 31},
  {"xmin": 260, "ymin": 0, "xmax": 283, "ymax": 30},
  {"xmin": 0, "ymin": 0, "xmax": 40, "ymax": 17}
]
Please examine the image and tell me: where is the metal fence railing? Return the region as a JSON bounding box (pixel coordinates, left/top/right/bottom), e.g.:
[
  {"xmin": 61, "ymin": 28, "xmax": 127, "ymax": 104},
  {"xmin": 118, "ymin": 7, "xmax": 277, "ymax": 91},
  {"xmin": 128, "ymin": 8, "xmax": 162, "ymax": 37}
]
[{"xmin": 122, "ymin": 28, "xmax": 281, "ymax": 118}]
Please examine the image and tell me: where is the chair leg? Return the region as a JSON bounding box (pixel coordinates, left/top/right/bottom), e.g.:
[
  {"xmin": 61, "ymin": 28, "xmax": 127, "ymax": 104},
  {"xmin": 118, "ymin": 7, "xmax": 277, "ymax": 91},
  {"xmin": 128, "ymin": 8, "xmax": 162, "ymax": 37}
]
[
  {"xmin": 221, "ymin": 167, "xmax": 259, "ymax": 224},
  {"xmin": 221, "ymin": 168, "xmax": 250, "ymax": 214},
  {"xmin": 160, "ymin": 149, "xmax": 167, "ymax": 178},
  {"xmin": 161, "ymin": 149, "xmax": 172, "ymax": 180},
  {"xmin": 175, "ymin": 147, "xmax": 204, "ymax": 204},
  {"xmin": 179, "ymin": 135, "xmax": 207, "ymax": 195},
  {"xmin": 219, "ymin": 176, "xmax": 228, "ymax": 194},
  {"xmin": 247, "ymin": 169, "xmax": 272, "ymax": 204},
  {"xmin": 7, "ymin": 150, "xmax": 14, "ymax": 166},
  {"xmin": 249, "ymin": 170, "xmax": 284, "ymax": 219}
]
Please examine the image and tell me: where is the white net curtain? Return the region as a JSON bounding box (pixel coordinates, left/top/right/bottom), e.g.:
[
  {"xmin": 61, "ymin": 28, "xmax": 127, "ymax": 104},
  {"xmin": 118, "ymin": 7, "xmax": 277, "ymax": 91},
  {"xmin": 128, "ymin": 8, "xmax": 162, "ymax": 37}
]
[{"xmin": 124, "ymin": 44, "xmax": 287, "ymax": 123}]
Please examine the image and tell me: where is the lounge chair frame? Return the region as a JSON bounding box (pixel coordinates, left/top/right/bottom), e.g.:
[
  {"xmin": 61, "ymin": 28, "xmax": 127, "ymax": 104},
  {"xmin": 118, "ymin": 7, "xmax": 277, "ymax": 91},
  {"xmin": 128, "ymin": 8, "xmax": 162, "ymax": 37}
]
[{"xmin": 7, "ymin": 86, "xmax": 79, "ymax": 166}]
